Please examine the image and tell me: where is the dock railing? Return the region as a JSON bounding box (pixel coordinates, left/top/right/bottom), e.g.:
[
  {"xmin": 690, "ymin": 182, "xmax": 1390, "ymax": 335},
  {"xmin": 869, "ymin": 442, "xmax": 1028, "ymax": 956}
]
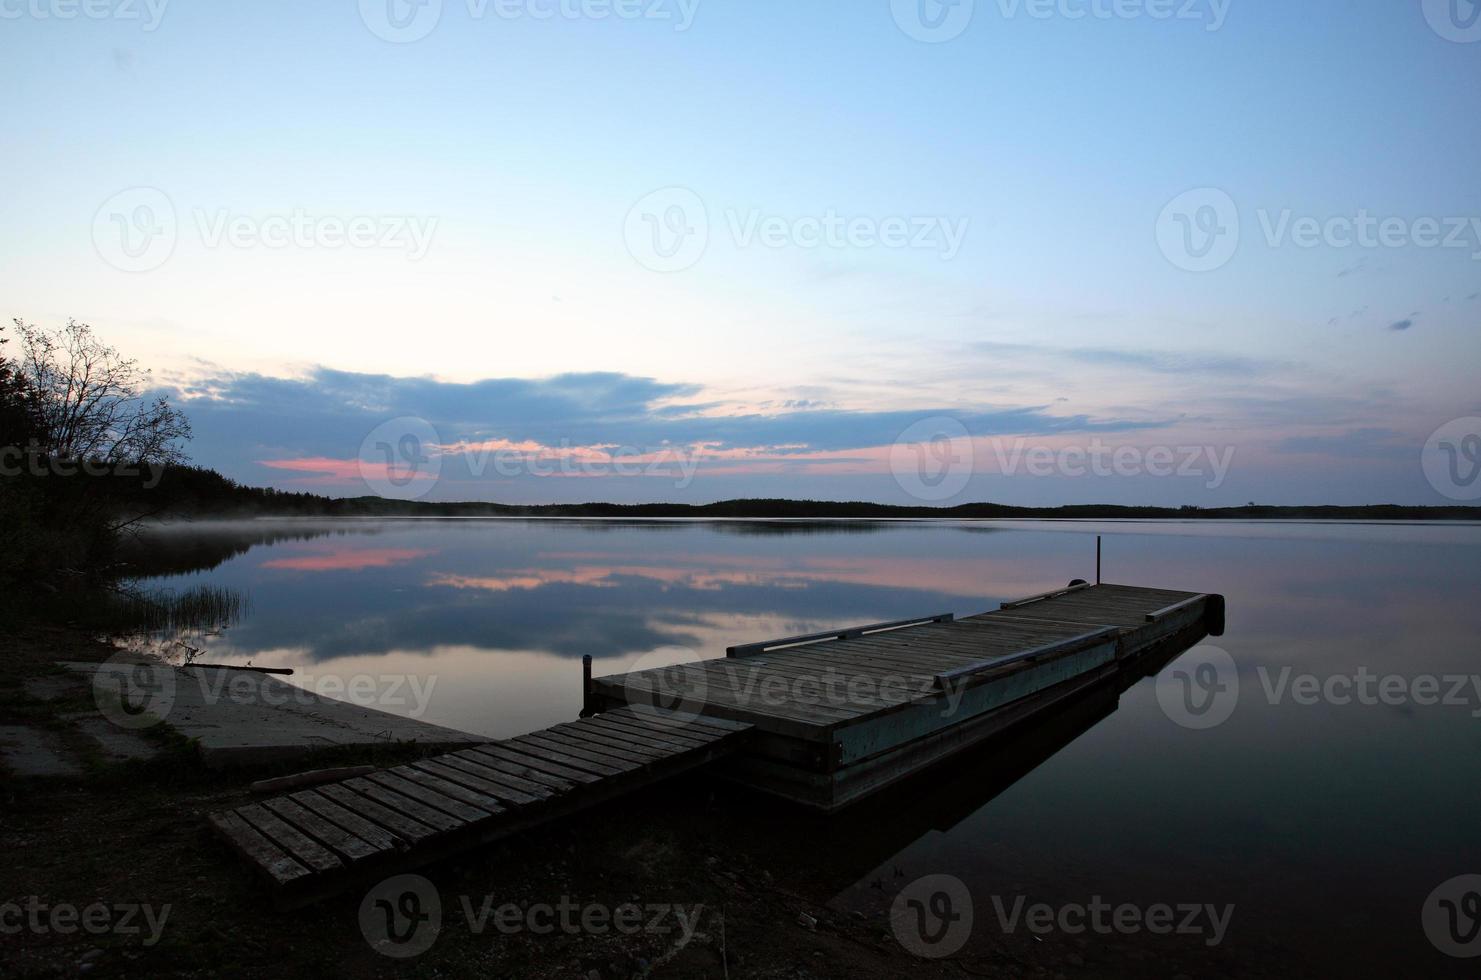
[
  {"xmin": 726, "ymin": 613, "xmax": 955, "ymax": 658},
  {"xmin": 931, "ymin": 626, "xmax": 1119, "ymax": 690}
]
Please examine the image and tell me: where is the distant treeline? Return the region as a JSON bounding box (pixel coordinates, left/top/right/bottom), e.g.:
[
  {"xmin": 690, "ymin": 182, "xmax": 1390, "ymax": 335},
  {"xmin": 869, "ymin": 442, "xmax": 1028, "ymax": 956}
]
[{"xmin": 130, "ymin": 466, "xmax": 1481, "ymax": 522}]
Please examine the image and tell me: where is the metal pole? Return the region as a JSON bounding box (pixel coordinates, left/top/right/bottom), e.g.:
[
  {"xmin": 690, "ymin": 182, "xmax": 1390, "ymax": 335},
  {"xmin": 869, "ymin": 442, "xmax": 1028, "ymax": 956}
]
[
  {"xmin": 580, "ymin": 654, "xmax": 593, "ymax": 717},
  {"xmin": 1096, "ymin": 535, "xmax": 1101, "ymax": 584}
]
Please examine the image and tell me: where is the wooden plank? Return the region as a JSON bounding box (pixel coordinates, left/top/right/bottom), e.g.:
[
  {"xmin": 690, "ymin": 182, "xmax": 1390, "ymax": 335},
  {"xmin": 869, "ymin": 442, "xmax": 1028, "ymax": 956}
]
[
  {"xmin": 559, "ymin": 719, "xmax": 696, "ymax": 754},
  {"xmin": 626, "ymin": 665, "xmax": 867, "ymax": 722},
  {"xmin": 726, "ymin": 613, "xmax": 954, "ymax": 657},
  {"xmin": 587, "ymin": 713, "xmax": 715, "ymax": 747},
  {"xmin": 508, "ymin": 734, "xmax": 631, "ymax": 777},
  {"xmin": 466, "ymin": 744, "xmax": 603, "ymax": 786},
  {"xmin": 387, "ymin": 764, "xmax": 517, "ymax": 812},
  {"xmin": 318, "ymin": 783, "xmax": 440, "ymax": 843},
  {"xmin": 593, "ymin": 684, "xmax": 835, "ymax": 739},
  {"xmin": 1145, "ymin": 594, "xmax": 1206, "ymax": 622},
  {"xmin": 722, "ymin": 640, "xmax": 950, "ymax": 679},
  {"xmin": 1000, "ymin": 582, "xmax": 1093, "ymax": 608},
  {"xmin": 290, "ymin": 789, "xmax": 405, "ymax": 851},
  {"xmin": 577, "ymin": 716, "xmax": 710, "ymax": 752},
  {"xmin": 601, "ymin": 706, "xmax": 751, "ymax": 734},
  {"xmin": 733, "ymin": 655, "xmax": 938, "ymax": 688},
  {"xmin": 549, "ymin": 722, "xmax": 671, "ymax": 762},
  {"xmin": 261, "ymin": 796, "xmax": 383, "ymax": 863},
  {"xmin": 688, "ymin": 657, "xmax": 922, "ymax": 711},
  {"xmin": 933, "ymin": 627, "xmax": 1119, "ymax": 687},
  {"xmin": 402, "ymin": 760, "xmax": 541, "ymax": 808},
  {"xmin": 208, "ymin": 810, "xmax": 311, "ymax": 887},
  {"xmin": 538, "ymin": 728, "xmax": 660, "ymax": 767},
  {"xmin": 365, "ymin": 771, "xmax": 497, "ymax": 823},
  {"xmin": 419, "ymin": 757, "xmax": 559, "ymax": 800},
  {"xmin": 236, "ymin": 803, "xmax": 342, "ymax": 874},
  {"xmin": 343, "ymin": 777, "xmax": 468, "ymax": 833},
  {"xmin": 452, "ymin": 747, "xmax": 581, "ymax": 790}
]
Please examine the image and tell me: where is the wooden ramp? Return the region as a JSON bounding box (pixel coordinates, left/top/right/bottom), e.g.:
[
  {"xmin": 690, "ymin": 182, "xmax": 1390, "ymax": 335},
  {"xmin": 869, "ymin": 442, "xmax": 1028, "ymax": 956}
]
[{"xmin": 208, "ymin": 706, "xmax": 751, "ymax": 904}]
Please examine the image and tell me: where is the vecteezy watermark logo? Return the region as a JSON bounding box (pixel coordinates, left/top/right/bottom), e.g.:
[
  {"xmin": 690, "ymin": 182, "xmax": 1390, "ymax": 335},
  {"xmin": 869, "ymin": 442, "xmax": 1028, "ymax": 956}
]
[
  {"xmin": 92, "ymin": 190, "xmax": 438, "ymax": 272},
  {"xmin": 988, "ymin": 0, "xmax": 1230, "ymax": 30},
  {"xmin": 361, "ymin": 874, "xmax": 442, "ymax": 958},
  {"xmin": 359, "ymin": 416, "xmax": 444, "ymax": 500},
  {"xmin": 1255, "ymin": 209, "xmax": 1481, "ymax": 260},
  {"xmin": 1155, "ymin": 644, "xmax": 1238, "ymax": 730},
  {"xmin": 1423, "ymin": 0, "xmax": 1481, "ymax": 43},
  {"xmin": 92, "ymin": 655, "xmax": 176, "ymax": 731},
  {"xmin": 986, "ymin": 438, "xmax": 1236, "ymax": 489},
  {"xmin": 1159, "ymin": 191, "xmax": 1481, "ymax": 272},
  {"xmin": 0, "ymin": 0, "xmax": 169, "ymax": 30},
  {"xmin": 990, "ymin": 894, "xmax": 1234, "ymax": 947},
  {"xmin": 0, "ymin": 448, "xmax": 167, "ymax": 488},
  {"xmin": 1422, "ymin": 417, "xmax": 1481, "ymax": 501},
  {"xmin": 623, "ymin": 188, "xmax": 969, "ymax": 271},
  {"xmin": 620, "ymin": 647, "xmax": 708, "ymax": 729},
  {"xmin": 175, "ymin": 669, "xmax": 440, "ymax": 718},
  {"xmin": 1423, "ymin": 875, "xmax": 1481, "ymax": 958},
  {"xmin": 193, "ymin": 209, "xmax": 437, "ymax": 258},
  {"xmin": 360, "ymin": 0, "xmax": 444, "ymax": 42},
  {"xmin": 460, "ymin": 894, "xmax": 705, "ymax": 938},
  {"xmin": 891, "ymin": 0, "xmax": 974, "ymax": 42},
  {"xmin": 1256, "ymin": 667, "xmax": 1481, "ymax": 716},
  {"xmin": 890, "ymin": 417, "xmax": 974, "ymax": 502},
  {"xmin": 624, "ymin": 187, "xmax": 709, "ymax": 273},
  {"xmin": 361, "ymin": 0, "xmax": 699, "ymax": 39},
  {"xmin": 725, "ymin": 209, "xmax": 968, "ymax": 259},
  {"xmin": 1156, "ymin": 187, "xmax": 1239, "ymax": 273},
  {"xmin": 891, "ymin": 874, "xmax": 973, "ymax": 958},
  {"xmin": 92, "ymin": 187, "xmax": 177, "ymax": 273},
  {"xmin": 0, "ymin": 898, "xmax": 171, "ymax": 946}
]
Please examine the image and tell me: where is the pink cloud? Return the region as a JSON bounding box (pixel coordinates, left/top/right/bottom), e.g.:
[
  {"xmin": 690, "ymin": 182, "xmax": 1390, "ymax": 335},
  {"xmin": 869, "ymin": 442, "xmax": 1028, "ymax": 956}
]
[{"xmin": 256, "ymin": 456, "xmax": 436, "ymax": 486}]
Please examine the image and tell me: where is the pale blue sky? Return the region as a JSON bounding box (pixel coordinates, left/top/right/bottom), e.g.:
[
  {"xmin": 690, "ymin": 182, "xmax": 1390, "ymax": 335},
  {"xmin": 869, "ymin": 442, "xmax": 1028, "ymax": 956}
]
[{"xmin": 3, "ymin": 1, "xmax": 1479, "ymax": 504}]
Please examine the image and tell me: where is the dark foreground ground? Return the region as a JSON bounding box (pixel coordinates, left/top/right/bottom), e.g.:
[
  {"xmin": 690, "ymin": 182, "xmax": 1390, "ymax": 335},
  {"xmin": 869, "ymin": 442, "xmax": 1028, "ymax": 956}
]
[{"xmin": 0, "ymin": 619, "xmax": 1424, "ymax": 979}]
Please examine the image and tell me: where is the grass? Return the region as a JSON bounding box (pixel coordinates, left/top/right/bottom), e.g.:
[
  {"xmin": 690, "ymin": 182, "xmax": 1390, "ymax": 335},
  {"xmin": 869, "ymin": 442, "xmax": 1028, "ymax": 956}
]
[{"xmin": 83, "ymin": 583, "xmax": 247, "ymax": 638}]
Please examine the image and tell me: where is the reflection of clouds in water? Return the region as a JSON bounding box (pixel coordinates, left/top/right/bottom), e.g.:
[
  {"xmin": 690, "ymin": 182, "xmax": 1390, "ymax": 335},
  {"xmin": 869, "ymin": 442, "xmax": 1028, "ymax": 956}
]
[
  {"xmin": 120, "ymin": 517, "xmax": 1481, "ymax": 969},
  {"xmin": 450, "ymin": 551, "xmax": 1047, "ymax": 597},
  {"xmin": 261, "ymin": 547, "xmax": 434, "ymax": 571}
]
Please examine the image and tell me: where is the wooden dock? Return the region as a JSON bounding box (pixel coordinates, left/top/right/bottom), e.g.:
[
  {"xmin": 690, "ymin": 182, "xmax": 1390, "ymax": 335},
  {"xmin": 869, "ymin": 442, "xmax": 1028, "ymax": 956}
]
[
  {"xmin": 208, "ymin": 581, "xmax": 1222, "ymax": 898},
  {"xmin": 208, "ymin": 707, "xmax": 752, "ymax": 904},
  {"xmin": 589, "ymin": 582, "xmax": 1223, "ymax": 809}
]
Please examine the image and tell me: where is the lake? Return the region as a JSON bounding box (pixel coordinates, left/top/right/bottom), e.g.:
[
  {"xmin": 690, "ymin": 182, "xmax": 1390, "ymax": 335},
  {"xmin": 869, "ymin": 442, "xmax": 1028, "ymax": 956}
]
[{"xmin": 128, "ymin": 517, "xmax": 1481, "ymax": 970}]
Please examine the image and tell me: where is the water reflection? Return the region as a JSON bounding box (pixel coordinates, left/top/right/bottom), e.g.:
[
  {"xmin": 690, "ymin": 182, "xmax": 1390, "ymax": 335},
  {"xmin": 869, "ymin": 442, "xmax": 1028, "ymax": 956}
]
[{"xmin": 123, "ymin": 517, "xmax": 1481, "ymax": 972}]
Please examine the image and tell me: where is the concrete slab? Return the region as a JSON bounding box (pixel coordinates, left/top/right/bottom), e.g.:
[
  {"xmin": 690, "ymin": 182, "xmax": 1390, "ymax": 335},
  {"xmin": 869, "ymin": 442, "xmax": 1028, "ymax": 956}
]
[
  {"xmin": 61, "ymin": 662, "xmax": 487, "ymax": 768},
  {"xmin": 72, "ymin": 717, "xmax": 160, "ymax": 763},
  {"xmin": 0, "ymin": 725, "xmax": 84, "ymax": 777}
]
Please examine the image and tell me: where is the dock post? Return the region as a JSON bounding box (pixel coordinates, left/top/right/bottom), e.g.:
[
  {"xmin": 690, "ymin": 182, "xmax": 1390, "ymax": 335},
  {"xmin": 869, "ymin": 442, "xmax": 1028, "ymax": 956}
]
[
  {"xmin": 1096, "ymin": 535, "xmax": 1101, "ymax": 584},
  {"xmin": 580, "ymin": 655, "xmax": 594, "ymax": 717}
]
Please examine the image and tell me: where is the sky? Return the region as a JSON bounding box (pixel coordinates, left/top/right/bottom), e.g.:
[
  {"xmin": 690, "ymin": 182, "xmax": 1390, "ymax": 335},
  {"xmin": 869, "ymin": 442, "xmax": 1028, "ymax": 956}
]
[{"xmin": 3, "ymin": 0, "xmax": 1480, "ymax": 506}]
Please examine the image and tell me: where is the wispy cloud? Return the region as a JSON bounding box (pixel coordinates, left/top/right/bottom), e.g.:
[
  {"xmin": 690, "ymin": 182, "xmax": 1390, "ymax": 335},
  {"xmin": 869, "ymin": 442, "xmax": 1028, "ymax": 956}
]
[{"xmin": 970, "ymin": 340, "xmax": 1278, "ymax": 377}]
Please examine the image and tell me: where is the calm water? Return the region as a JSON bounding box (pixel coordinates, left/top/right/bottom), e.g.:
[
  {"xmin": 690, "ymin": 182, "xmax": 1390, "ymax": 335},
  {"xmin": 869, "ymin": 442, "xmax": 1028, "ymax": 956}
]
[{"xmin": 130, "ymin": 518, "xmax": 1481, "ymax": 970}]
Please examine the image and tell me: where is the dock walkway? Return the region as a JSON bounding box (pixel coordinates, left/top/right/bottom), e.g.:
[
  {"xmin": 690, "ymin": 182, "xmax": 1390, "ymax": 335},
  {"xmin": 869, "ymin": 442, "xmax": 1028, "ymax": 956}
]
[{"xmin": 208, "ymin": 706, "xmax": 752, "ymax": 904}]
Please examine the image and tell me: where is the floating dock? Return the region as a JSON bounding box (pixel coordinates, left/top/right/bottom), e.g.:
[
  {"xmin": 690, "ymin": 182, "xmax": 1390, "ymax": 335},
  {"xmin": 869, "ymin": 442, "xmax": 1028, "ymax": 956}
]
[
  {"xmin": 590, "ymin": 582, "xmax": 1224, "ymax": 809},
  {"xmin": 209, "ymin": 582, "xmax": 1223, "ymax": 900}
]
